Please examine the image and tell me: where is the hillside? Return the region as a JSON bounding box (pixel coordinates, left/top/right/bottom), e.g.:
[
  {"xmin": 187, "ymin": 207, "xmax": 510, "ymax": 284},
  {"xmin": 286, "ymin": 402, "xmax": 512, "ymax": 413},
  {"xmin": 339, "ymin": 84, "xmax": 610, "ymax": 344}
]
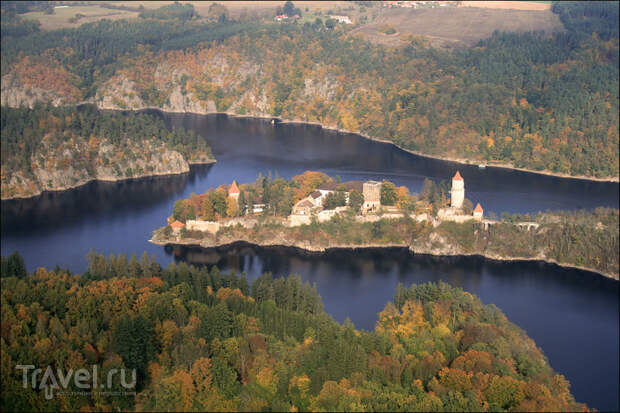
[
  {"xmin": 0, "ymin": 253, "xmax": 586, "ymax": 411},
  {"xmin": 0, "ymin": 105, "xmax": 214, "ymax": 199},
  {"xmin": 1, "ymin": 2, "xmax": 618, "ymax": 179}
]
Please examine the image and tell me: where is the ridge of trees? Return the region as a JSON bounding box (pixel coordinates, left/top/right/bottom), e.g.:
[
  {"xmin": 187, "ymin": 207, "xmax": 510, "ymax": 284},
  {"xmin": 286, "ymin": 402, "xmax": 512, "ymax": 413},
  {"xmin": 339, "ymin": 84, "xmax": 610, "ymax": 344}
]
[{"xmin": 0, "ymin": 252, "xmax": 585, "ymax": 411}]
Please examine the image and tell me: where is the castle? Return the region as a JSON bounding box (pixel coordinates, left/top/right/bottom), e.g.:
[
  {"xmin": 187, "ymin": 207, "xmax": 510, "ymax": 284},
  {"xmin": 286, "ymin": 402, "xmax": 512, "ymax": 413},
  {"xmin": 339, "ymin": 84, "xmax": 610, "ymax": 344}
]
[
  {"xmin": 438, "ymin": 171, "xmax": 484, "ymax": 222},
  {"xmin": 180, "ymin": 174, "xmax": 484, "ymax": 236}
]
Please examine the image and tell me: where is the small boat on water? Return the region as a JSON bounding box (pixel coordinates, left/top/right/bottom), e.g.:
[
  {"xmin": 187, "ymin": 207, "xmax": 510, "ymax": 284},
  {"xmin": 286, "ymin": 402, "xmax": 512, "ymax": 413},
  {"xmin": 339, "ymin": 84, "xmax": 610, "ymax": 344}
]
[
  {"xmin": 478, "ymin": 164, "xmax": 486, "ymax": 169},
  {"xmin": 271, "ymin": 119, "xmax": 275, "ymax": 125}
]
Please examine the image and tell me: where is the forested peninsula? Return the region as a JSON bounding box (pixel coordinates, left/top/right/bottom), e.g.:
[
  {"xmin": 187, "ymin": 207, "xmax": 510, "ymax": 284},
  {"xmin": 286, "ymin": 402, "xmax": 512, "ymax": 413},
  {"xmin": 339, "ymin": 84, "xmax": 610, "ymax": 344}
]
[
  {"xmin": 151, "ymin": 172, "xmax": 619, "ymax": 280},
  {"xmin": 0, "ymin": 252, "xmax": 586, "ymax": 411},
  {"xmin": 1, "ymin": 2, "xmax": 618, "ymax": 180},
  {"xmin": 0, "ymin": 105, "xmax": 214, "ymax": 200}
]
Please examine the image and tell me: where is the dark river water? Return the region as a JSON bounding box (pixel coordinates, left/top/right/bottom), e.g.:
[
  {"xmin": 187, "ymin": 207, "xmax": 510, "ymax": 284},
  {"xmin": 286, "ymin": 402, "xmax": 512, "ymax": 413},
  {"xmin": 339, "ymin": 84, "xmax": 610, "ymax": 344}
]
[{"xmin": 1, "ymin": 112, "xmax": 618, "ymax": 410}]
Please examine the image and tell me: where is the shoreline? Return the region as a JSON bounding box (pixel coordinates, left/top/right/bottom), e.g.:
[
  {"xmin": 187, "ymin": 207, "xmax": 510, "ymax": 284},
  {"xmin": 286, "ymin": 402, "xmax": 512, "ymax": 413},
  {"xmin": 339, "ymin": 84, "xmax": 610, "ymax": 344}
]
[
  {"xmin": 274, "ymin": 118, "xmax": 620, "ymax": 183},
  {"xmin": 149, "ymin": 237, "xmax": 618, "ymax": 281},
  {"xmin": 100, "ymin": 104, "xmax": 619, "ymax": 184},
  {"xmin": 1, "ymin": 159, "xmax": 216, "ymax": 201},
  {"xmin": 5, "ymin": 103, "xmax": 615, "ymax": 200}
]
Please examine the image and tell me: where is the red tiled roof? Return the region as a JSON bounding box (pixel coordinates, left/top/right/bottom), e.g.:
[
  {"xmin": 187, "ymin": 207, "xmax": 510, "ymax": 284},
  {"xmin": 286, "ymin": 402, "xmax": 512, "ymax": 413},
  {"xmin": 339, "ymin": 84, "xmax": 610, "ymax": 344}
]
[
  {"xmin": 474, "ymin": 203, "xmax": 483, "ymax": 213},
  {"xmin": 453, "ymin": 171, "xmax": 463, "ymax": 181},
  {"xmin": 229, "ymin": 180, "xmax": 240, "ymax": 194},
  {"xmin": 170, "ymin": 220, "xmax": 185, "ymax": 228}
]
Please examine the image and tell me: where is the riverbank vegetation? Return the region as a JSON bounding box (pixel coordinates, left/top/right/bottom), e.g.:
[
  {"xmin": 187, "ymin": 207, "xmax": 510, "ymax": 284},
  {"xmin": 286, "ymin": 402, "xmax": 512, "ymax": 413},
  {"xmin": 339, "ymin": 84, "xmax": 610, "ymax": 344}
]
[
  {"xmin": 0, "ymin": 104, "xmax": 213, "ymax": 199},
  {"xmin": 1, "ymin": 2, "xmax": 617, "ymax": 178},
  {"xmin": 0, "ymin": 252, "xmax": 586, "ymax": 411}
]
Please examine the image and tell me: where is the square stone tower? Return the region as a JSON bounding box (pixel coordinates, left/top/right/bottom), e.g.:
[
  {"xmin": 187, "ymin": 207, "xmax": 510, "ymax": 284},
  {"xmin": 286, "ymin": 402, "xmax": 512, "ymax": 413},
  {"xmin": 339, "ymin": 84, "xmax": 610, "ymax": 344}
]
[
  {"xmin": 450, "ymin": 171, "xmax": 464, "ymax": 208},
  {"xmin": 363, "ymin": 181, "xmax": 382, "ymax": 210}
]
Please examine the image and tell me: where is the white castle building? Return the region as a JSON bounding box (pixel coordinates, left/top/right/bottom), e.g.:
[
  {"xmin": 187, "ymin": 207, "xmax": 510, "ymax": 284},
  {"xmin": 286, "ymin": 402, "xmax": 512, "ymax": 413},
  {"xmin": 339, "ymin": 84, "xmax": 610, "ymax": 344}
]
[
  {"xmin": 438, "ymin": 171, "xmax": 484, "ymax": 223},
  {"xmin": 450, "ymin": 171, "xmax": 464, "ymax": 208}
]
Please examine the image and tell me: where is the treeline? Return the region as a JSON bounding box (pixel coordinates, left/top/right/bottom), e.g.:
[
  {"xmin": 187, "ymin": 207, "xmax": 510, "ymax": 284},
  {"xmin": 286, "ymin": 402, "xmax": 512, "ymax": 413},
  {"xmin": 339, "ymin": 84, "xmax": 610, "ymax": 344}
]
[
  {"xmin": 1, "ymin": 104, "xmax": 211, "ymax": 178},
  {"xmin": 0, "ymin": 17, "xmax": 265, "ymax": 96},
  {"xmin": 552, "ymin": 1, "xmax": 619, "ymax": 40},
  {"xmin": 139, "ymin": 2, "xmax": 197, "ymax": 22},
  {"xmin": 0, "ymin": 252, "xmax": 584, "ymax": 411}
]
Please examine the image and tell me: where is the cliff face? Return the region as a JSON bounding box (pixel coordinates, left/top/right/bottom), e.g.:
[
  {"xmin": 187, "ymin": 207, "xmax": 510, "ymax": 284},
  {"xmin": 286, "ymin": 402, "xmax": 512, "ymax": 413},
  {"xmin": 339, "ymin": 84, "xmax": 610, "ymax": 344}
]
[
  {"xmin": 1, "ymin": 138, "xmax": 204, "ymax": 200},
  {"xmin": 0, "ymin": 53, "xmax": 335, "ymax": 121},
  {"xmin": 92, "ymin": 59, "xmax": 277, "ymax": 118},
  {"xmin": 0, "ymin": 73, "xmax": 70, "ymax": 108}
]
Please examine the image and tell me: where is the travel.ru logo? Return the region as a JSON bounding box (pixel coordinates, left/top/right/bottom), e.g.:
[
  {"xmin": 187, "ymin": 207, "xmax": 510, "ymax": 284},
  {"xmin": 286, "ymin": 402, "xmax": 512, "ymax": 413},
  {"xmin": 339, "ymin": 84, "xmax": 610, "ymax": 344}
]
[{"xmin": 16, "ymin": 364, "xmax": 136, "ymax": 400}]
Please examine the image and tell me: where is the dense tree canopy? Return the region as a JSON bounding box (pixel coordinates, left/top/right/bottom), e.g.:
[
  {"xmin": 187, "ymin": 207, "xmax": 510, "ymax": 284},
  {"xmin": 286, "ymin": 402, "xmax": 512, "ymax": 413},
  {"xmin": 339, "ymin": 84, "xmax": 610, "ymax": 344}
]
[{"xmin": 0, "ymin": 252, "xmax": 586, "ymax": 411}]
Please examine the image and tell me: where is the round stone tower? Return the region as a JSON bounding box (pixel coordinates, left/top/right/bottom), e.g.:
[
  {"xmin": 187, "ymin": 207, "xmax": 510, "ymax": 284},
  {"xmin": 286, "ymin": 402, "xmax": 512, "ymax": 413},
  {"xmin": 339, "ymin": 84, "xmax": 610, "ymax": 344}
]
[{"xmin": 450, "ymin": 171, "xmax": 464, "ymax": 208}]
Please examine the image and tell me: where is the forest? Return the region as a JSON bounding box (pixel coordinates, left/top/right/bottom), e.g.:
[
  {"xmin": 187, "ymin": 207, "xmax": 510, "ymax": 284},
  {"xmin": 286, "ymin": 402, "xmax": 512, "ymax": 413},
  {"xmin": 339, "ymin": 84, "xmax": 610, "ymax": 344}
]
[
  {"xmin": 0, "ymin": 105, "xmax": 213, "ymax": 199},
  {"xmin": 0, "ymin": 253, "xmax": 586, "ymax": 411},
  {"xmin": 1, "ymin": 2, "xmax": 618, "ymax": 178}
]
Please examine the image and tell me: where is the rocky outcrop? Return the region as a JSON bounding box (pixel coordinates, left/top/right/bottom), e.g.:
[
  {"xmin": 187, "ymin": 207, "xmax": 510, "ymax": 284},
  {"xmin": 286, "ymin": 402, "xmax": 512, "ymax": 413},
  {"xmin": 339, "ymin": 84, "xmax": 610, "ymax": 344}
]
[
  {"xmin": 0, "ymin": 73, "xmax": 69, "ymax": 108},
  {"xmin": 1, "ymin": 138, "xmax": 212, "ymax": 200}
]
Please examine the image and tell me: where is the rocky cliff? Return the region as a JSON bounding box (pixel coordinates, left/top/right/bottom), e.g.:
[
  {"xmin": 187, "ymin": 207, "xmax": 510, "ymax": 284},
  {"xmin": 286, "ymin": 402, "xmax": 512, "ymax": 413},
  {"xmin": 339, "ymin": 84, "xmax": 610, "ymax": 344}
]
[{"xmin": 1, "ymin": 138, "xmax": 213, "ymax": 200}]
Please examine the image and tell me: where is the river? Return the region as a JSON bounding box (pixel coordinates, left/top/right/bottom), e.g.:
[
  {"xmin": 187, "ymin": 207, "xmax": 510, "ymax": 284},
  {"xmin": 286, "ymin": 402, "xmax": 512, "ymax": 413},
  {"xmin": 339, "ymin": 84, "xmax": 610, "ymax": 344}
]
[{"xmin": 1, "ymin": 111, "xmax": 618, "ymax": 410}]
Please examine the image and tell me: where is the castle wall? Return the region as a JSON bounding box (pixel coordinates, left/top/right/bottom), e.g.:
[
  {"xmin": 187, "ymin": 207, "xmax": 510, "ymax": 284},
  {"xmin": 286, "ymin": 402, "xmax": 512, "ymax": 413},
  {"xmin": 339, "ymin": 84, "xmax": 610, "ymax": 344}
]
[{"xmin": 186, "ymin": 220, "xmax": 221, "ymax": 234}]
